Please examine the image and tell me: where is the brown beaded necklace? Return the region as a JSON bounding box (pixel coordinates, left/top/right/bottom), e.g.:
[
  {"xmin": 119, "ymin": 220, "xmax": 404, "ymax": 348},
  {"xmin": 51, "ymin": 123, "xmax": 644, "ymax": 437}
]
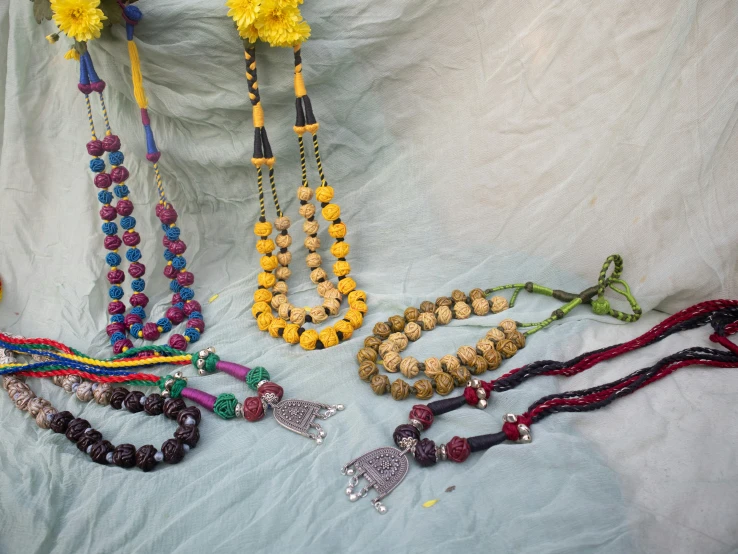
[{"xmin": 354, "ymin": 255, "xmax": 642, "ymax": 402}]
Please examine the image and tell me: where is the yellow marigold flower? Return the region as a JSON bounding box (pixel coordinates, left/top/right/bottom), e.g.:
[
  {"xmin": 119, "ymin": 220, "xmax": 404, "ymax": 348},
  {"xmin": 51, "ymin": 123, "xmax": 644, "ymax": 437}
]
[
  {"xmin": 255, "ymin": 0, "xmax": 310, "ymax": 47},
  {"xmin": 226, "ymin": 0, "xmax": 260, "ymax": 30},
  {"xmin": 240, "ymin": 23, "xmax": 259, "ymax": 43},
  {"xmin": 46, "ymin": 33, "xmax": 60, "ymax": 44},
  {"xmin": 51, "ymin": 0, "xmax": 106, "ymax": 42},
  {"xmin": 64, "ymin": 48, "xmax": 81, "ymax": 61}
]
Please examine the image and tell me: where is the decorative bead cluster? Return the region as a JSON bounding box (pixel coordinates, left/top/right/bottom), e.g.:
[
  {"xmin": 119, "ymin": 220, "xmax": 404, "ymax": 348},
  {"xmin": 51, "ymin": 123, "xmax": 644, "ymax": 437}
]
[
  {"xmin": 392, "ymin": 405, "xmax": 474, "ymax": 466},
  {"xmin": 80, "ymin": 50, "xmax": 203, "ymax": 353},
  {"xmin": 356, "ymin": 288, "xmax": 524, "ymax": 401}
]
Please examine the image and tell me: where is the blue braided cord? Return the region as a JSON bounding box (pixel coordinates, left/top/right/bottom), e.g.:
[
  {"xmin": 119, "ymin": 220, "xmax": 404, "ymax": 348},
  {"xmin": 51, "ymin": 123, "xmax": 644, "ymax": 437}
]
[
  {"xmin": 84, "ymin": 52, "xmax": 100, "ymax": 83},
  {"xmin": 79, "ymin": 54, "xmax": 90, "ymax": 85}
]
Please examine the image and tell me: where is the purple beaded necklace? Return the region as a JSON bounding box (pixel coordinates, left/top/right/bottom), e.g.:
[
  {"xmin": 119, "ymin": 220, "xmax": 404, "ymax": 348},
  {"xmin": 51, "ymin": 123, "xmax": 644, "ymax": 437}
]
[{"xmin": 80, "ymin": 39, "xmax": 204, "ymax": 354}]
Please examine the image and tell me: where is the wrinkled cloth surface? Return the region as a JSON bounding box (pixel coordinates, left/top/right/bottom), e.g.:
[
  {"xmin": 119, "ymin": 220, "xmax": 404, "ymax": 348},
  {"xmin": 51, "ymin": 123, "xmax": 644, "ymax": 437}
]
[{"xmin": 1, "ymin": 0, "xmax": 737, "ymax": 552}]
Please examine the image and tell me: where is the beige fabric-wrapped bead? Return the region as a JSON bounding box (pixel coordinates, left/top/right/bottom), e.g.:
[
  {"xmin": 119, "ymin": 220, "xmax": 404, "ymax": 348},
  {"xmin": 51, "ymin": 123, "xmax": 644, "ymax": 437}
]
[
  {"xmin": 496, "ymin": 339, "xmax": 518, "ymax": 358},
  {"xmin": 364, "ymin": 335, "xmax": 382, "ymax": 351},
  {"xmin": 399, "ymin": 356, "xmax": 420, "ymax": 379},
  {"xmin": 435, "ymin": 296, "xmax": 452, "ymax": 308},
  {"xmin": 449, "ymin": 365, "xmax": 471, "ymax": 386},
  {"xmin": 424, "ymin": 357, "xmax": 444, "ymax": 379},
  {"xmin": 75, "ymin": 381, "xmax": 95, "ymax": 402},
  {"xmin": 451, "ymin": 290, "xmax": 466, "ymax": 303},
  {"xmin": 483, "ymin": 348, "xmax": 502, "ymax": 369},
  {"xmin": 490, "ymin": 296, "xmax": 509, "ymax": 313},
  {"xmin": 275, "ymin": 233, "xmax": 292, "ymax": 248},
  {"xmin": 93, "ymin": 383, "xmax": 113, "ymax": 406},
  {"xmin": 471, "ymin": 355, "xmax": 489, "ymax": 375},
  {"xmin": 303, "ymin": 219, "xmax": 320, "ymax": 235},
  {"xmin": 299, "ymin": 203, "xmax": 316, "ymax": 219},
  {"xmin": 454, "ymin": 302, "xmax": 471, "ymax": 319},
  {"xmin": 457, "ymin": 346, "xmax": 476, "ymax": 366},
  {"xmin": 388, "ymin": 332, "xmax": 409, "ymax": 352},
  {"xmin": 61, "ymin": 375, "xmax": 81, "ymax": 393},
  {"xmin": 309, "ymin": 306, "xmax": 329, "ymax": 324},
  {"xmin": 435, "ymin": 305, "xmax": 453, "ymax": 325},
  {"xmin": 472, "ymin": 297, "xmax": 490, "ymax": 316},
  {"xmin": 419, "ymin": 301, "xmax": 435, "ymax": 314},
  {"xmin": 434, "ymin": 372, "xmax": 455, "ymax": 395},
  {"xmin": 417, "ymin": 312, "xmax": 436, "ymax": 331},
  {"xmin": 440, "ymin": 354, "xmax": 461, "ymax": 371},
  {"xmin": 371, "ymin": 374, "xmax": 390, "ymax": 395},
  {"xmin": 278, "ymin": 302, "xmax": 292, "ymax": 319},
  {"xmin": 36, "ymin": 406, "xmax": 57, "ymax": 429},
  {"xmin": 404, "ymin": 321, "xmax": 422, "ymax": 341},
  {"xmin": 271, "ymin": 294, "xmax": 289, "ymax": 310},
  {"xmin": 275, "ymin": 266, "xmax": 291, "ymax": 281},
  {"xmin": 404, "ymin": 307, "xmax": 420, "ymax": 322},
  {"xmin": 358, "ymin": 360, "xmax": 379, "ymax": 381},
  {"xmin": 13, "ymin": 389, "xmax": 35, "ymax": 411},
  {"xmin": 499, "ymin": 318, "xmax": 517, "ymax": 332},
  {"xmin": 486, "ymin": 328, "xmax": 506, "ymax": 342},
  {"xmin": 506, "ymin": 330, "xmax": 527, "ymax": 349},
  {"xmin": 306, "ymin": 252, "xmax": 322, "ymax": 268},
  {"xmin": 304, "ymin": 237, "xmax": 321, "ymax": 252},
  {"xmin": 2, "ymin": 375, "xmax": 22, "ymax": 391},
  {"xmin": 52, "ymin": 375, "xmax": 65, "ymax": 386},
  {"xmin": 276, "ymin": 251, "xmax": 292, "ymax": 266},
  {"xmin": 310, "ymin": 268, "xmax": 328, "ymax": 284},
  {"xmin": 26, "ymin": 397, "xmax": 48, "ymax": 417},
  {"xmin": 322, "ymin": 298, "xmax": 341, "ymax": 316},
  {"xmin": 476, "ymin": 339, "xmax": 496, "ymax": 354},
  {"xmin": 379, "ymin": 341, "xmax": 398, "ymax": 360},
  {"xmin": 357, "ymin": 347, "xmax": 377, "ymax": 363},
  {"xmin": 391, "ymin": 379, "xmax": 411, "ymax": 401},
  {"xmin": 274, "ymin": 216, "xmax": 291, "ymax": 230},
  {"xmin": 469, "ymin": 288, "xmax": 486, "ymax": 301},
  {"xmin": 321, "ymin": 286, "xmax": 341, "ymax": 302},
  {"xmin": 297, "ymin": 186, "xmax": 314, "ymax": 201},
  {"xmin": 383, "ymin": 351, "xmax": 402, "ymax": 373},
  {"xmin": 373, "ymin": 322, "xmax": 391, "ymax": 339},
  {"xmin": 290, "ymin": 307, "xmax": 306, "ymax": 325},
  {"xmin": 389, "ymin": 315, "xmax": 406, "ymax": 333},
  {"xmin": 273, "ymin": 281, "xmax": 288, "ymax": 294},
  {"xmin": 414, "ymin": 379, "xmax": 434, "ymax": 400}
]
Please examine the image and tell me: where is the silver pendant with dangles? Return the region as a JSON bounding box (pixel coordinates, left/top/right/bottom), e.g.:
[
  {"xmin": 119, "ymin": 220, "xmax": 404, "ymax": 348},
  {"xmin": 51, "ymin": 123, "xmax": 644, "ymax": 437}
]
[
  {"xmin": 269, "ymin": 398, "xmax": 344, "ymax": 445},
  {"xmin": 341, "ymin": 438, "xmax": 415, "ymax": 514}
]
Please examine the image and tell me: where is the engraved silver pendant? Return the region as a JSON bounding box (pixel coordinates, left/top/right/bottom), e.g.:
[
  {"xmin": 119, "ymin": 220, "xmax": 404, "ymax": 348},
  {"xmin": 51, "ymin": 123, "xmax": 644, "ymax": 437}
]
[
  {"xmin": 271, "ymin": 399, "xmax": 344, "ymax": 444},
  {"xmin": 341, "ymin": 440, "xmax": 414, "ymax": 514}
]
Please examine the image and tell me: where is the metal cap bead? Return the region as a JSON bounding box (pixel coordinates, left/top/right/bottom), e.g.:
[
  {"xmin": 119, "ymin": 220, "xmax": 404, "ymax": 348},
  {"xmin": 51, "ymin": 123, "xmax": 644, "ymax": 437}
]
[
  {"xmin": 206, "ymin": 346, "xmax": 216, "ymax": 354},
  {"xmin": 234, "ymin": 403, "xmax": 243, "ymax": 419},
  {"xmin": 409, "ymin": 419, "xmax": 424, "ymax": 432},
  {"xmin": 196, "ymin": 358, "xmax": 205, "ymax": 370},
  {"xmin": 198, "ymin": 349, "xmax": 209, "ymax": 359},
  {"xmin": 256, "ymin": 380, "xmax": 269, "ymax": 390},
  {"xmin": 476, "ymin": 388, "xmax": 486, "ymax": 400},
  {"xmin": 477, "ymin": 398, "xmax": 488, "ymax": 409},
  {"xmin": 504, "ymin": 413, "xmax": 518, "ymax": 423}
]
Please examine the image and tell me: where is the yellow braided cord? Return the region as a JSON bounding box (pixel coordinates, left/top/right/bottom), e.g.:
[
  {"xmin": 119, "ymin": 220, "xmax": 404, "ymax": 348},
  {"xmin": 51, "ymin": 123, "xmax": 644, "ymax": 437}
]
[
  {"xmin": 127, "ymin": 40, "xmax": 149, "ymax": 109},
  {"xmin": 312, "ymin": 134, "xmax": 328, "ymax": 186},
  {"xmin": 298, "ymin": 135, "xmax": 308, "ymax": 186},
  {"xmin": 97, "ymin": 92, "xmax": 112, "ymax": 135},
  {"xmin": 50, "ymin": 351, "xmax": 191, "ymax": 369},
  {"xmin": 84, "ymin": 95, "xmax": 97, "ymax": 140},
  {"xmin": 257, "ymin": 166, "xmax": 266, "ymax": 219},
  {"xmin": 268, "ymin": 167, "xmax": 282, "ymax": 216},
  {"xmin": 153, "ymin": 162, "xmax": 167, "ymax": 203}
]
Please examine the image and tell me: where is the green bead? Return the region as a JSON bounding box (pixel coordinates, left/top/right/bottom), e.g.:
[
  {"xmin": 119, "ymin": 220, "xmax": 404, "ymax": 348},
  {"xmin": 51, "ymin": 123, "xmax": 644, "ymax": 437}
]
[
  {"xmin": 170, "ymin": 378, "xmax": 186, "ymax": 399},
  {"xmin": 246, "ymin": 366, "xmax": 270, "ymax": 390},
  {"xmin": 591, "ymin": 297, "xmax": 610, "ymax": 315},
  {"xmin": 213, "ymin": 393, "xmax": 239, "ymax": 419},
  {"xmin": 204, "ymin": 353, "xmax": 220, "ymax": 373}
]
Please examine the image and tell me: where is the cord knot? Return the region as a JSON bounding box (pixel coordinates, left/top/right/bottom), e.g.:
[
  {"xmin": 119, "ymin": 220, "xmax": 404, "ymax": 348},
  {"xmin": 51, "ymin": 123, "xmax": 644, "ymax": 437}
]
[
  {"xmin": 464, "ymin": 379, "xmax": 491, "ymax": 408},
  {"xmin": 502, "ymin": 413, "xmax": 532, "ymax": 442}
]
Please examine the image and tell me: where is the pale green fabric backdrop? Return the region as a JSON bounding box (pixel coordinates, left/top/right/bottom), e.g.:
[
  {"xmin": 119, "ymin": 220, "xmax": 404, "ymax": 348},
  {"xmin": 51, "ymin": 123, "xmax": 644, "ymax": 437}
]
[{"xmin": 1, "ymin": 1, "xmax": 737, "ymax": 552}]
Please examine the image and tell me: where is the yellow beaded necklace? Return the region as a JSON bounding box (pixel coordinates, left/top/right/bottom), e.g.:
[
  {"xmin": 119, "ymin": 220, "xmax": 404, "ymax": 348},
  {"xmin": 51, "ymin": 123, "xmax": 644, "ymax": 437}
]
[{"xmin": 226, "ymin": 1, "xmax": 367, "ymax": 350}]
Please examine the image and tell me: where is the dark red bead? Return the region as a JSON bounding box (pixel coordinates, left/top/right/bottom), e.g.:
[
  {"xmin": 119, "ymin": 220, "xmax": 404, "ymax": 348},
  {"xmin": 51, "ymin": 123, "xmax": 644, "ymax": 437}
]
[
  {"xmin": 169, "ymin": 334, "xmax": 187, "ymax": 350},
  {"xmin": 169, "ymin": 240, "xmax": 186, "ymax": 255},
  {"xmin": 413, "ymin": 438, "xmax": 437, "ymax": 467},
  {"xmin": 49, "ymin": 411, "xmax": 74, "ymax": 434},
  {"xmin": 174, "ymin": 425, "xmax": 200, "ymax": 448},
  {"xmin": 186, "ymin": 318, "xmax": 205, "ymax": 332},
  {"xmin": 122, "ymin": 231, "xmax": 140, "ymax": 247},
  {"xmin": 161, "ymin": 439, "xmax": 185, "ymax": 464},
  {"xmin": 112, "ymin": 338, "xmax": 133, "ymax": 354},
  {"xmin": 107, "ymin": 269, "xmax": 125, "ymax": 284},
  {"xmin": 446, "ymin": 436, "xmax": 471, "ymax": 463},
  {"xmin": 108, "ymin": 301, "xmax": 126, "ymax": 315},
  {"xmin": 257, "ymin": 382, "xmax": 283, "ymax": 402},
  {"xmin": 94, "ymin": 173, "xmax": 112, "ymax": 189},
  {"xmin": 109, "ymin": 387, "xmax": 129, "ymax": 409},
  {"xmin": 99, "ymin": 205, "xmax": 117, "ymax": 221},
  {"xmin": 130, "ymin": 293, "xmax": 149, "ymax": 308},
  {"xmin": 142, "ymin": 322, "xmax": 160, "ymax": 341},
  {"xmin": 65, "ymin": 418, "xmax": 91, "ymax": 442},
  {"xmin": 111, "ymin": 166, "xmax": 129, "ymax": 183},
  {"xmin": 176, "ymin": 406, "xmax": 201, "ymax": 426},
  {"xmin": 143, "ymin": 394, "xmax": 164, "ymax": 416},
  {"xmin": 90, "ymin": 440, "xmax": 114, "ymax": 464},
  {"xmin": 124, "ymin": 391, "xmax": 145, "ymax": 412},
  {"xmin": 183, "ymin": 301, "xmax": 201, "ymax": 316},
  {"xmin": 163, "ymin": 398, "xmax": 186, "ymax": 420},
  {"xmin": 101, "ymin": 134, "xmax": 120, "ymax": 152},
  {"xmin": 112, "ymin": 444, "xmax": 136, "ymax": 468},
  {"xmin": 124, "ymin": 313, "xmax": 143, "ymax": 327},
  {"xmin": 104, "ymin": 235, "xmax": 122, "ymax": 250},
  {"xmin": 76, "ymin": 430, "xmax": 102, "ymax": 453},
  {"xmin": 116, "ymin": 199, "xmax": 134, "ymax": 216},
  {"xmin": 393, "ymin": 424, "xmax": 420, "ymax": 448},
  {"xmin": 243, "ymin": 396, "xmax": 264, "ymax": 422},
  {"xmin": 172, "ymin": 293, "xmax": 182, "ymax": 304},
  {"xmin": 177, "ymin": 271, "xmax": 194, "ymax": 287},
  {"xmin": 159, "ymin": 208, "xmax": 177, "ymax": 225},
  {"xmin": 106, "ymin": 322, "xmax": 126, "ymax": 337},
  {"xmin": 409, "ymin": 405, "xmax": 434, "ymax": 430},
  {"xmin": 128, "ymin": 262, "xmax": 146, "ymax": 278},
  {"xmin": 87, "ymin": 140, "xmax": 104, "ymax": 156},
  {"xmin": 166, "ymin": 307, "xmax": 185, "ymax": 324},
  {"xmin": 136, "ymin": 444, "xmax": 158, "ymax": 472},
  {"xmin": 163, "ymin": 264, "xmax": 178, "ymax": 279}
]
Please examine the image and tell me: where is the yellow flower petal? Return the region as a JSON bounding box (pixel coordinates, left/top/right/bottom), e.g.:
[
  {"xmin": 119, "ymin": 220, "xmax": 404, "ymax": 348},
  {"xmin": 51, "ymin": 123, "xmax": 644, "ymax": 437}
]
[
  {"xmin": 422, "ymin": 499, "xmax": 439, "ymax": 508},
  {"xmin": 51, "ymin": 0, "xmax": 106, "ymax": 43}
]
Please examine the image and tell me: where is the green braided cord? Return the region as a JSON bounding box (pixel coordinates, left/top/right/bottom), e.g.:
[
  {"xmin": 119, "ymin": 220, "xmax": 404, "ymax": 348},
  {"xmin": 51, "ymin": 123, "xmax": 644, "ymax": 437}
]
[
  {"xmin": 509, "ymin": 286, "xmax": 524, "ymax": 308},
  {"xmin": 484, "ymin": 283, "xmax": 523, "ymax": 296},
  {"xmin": 125, "ymin": 379, "xmax": 157, "ymax": 387},
  {"xmin": 604, "ymin": 278, "xmax": 642, "ymax": 322},
  {"xmin": 204, "ymin": 354, "xmax": 220, "ymax": 373},
  {"xmin": 191, "ymin": 353, "xmax": 199, "ymax": 369},
  {"xmin": 213, "ymin": 393, "xmax": 239, "ymax": 419},
  {"xmin": 157, "ymin": 375, "xmax": 187, "ymax": 398},
  {"xmin": 157, "ymin": 377, "xmax": 170, "ymax": 393},
  {"xmin": 246, "ymin": 366, "xmax": 270, "ymax": 390}
]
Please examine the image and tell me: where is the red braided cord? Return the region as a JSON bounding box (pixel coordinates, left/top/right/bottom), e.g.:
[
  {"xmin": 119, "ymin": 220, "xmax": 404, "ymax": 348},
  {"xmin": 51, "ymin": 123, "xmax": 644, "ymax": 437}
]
[{"xmin": 0, "ymin": 332, "xmax": 75, "ymax": 354}]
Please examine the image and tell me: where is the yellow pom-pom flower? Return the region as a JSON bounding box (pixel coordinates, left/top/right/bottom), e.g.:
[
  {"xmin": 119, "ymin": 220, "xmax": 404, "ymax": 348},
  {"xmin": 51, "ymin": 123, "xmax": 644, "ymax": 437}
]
[
  {"xmin": 255, "ymin": 0, "xmax": 311, "ymax": 47},
  {"xmin": 333, "ymin": 260, "xmax": 351, "ymax": 277},
  {"xmin": 315, "ymin": 186, "xmax": 334, "ymax": 203},
  {"xmin": 240, "ymin": 23, "xmax": 259, "ymax": 43},
  {"xmin": 299, "ymin": 329, "xmax": 319, "ymax": 350},
  {"xmin": 226, "ymin": 0, "xmax": 260, "ymax": 30},
  {"xmin": 51, "ymin": 0, "xmax": 106, "ymax": 42},
  {"xmin": 253, "ymin": 288, "xmax": 273, "ymax": 303},
  {"xmin": 260, "ymin": 255, "xmax": 279, "ymax": 271},
  {"xmin": 321, "ymin": 203, "xmax": 341, "ymax": 221},
  {"xmin": 328, "ymin": 222, "xmax": 347, "ymax": 239},
  {"xmin": 330, "ymin": 242, "xmax": 350, "ymax": 258}
]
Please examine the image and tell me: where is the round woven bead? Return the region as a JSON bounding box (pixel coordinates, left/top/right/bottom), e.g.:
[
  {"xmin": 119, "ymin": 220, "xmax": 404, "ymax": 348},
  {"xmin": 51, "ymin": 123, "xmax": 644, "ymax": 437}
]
[
  {"xmin": 409, "ymin": 404, "xmax": 434, "ymax": 429},
  {"xmin": 454, "ymin": 302, "xmax": 471, "ymax": 319},
  {"xmin": 93, "ymin": 383, "xmax": 112, "ymax": 405},
  {"xmin": 390, "ymin": 379, "xmax": 411, "ymax": 400},
  {"xmin": 419, "ymin": 301, "xmax": 435, "ymax": 314},
  {"xmin": 399, "ymin": 357, "xmax": 419, "ymax": 379},
  {"xmin": 289, "ymin": 307, "xmax": 306, "ymax": 326},
  {"xmin": 364, "ymin": 336, "xmax": 382, "ymax": 351},
  {"xmin": 435, "ymin": 305, "xmax": 453, "ymax": 325},
  {"xmin": 472, "ymin": 298, "xmax": 490, "ymax": 316},
  {"xmin": 448, "ymin": 365, "xmax": 471, "ymax": 386},
  {"xmin": 457, "ymin": 346, "xmax": 476, "ymax": 366},
  {"xmin": 322, "ymin": 298, "xmax": 341, "ymax": 316},
  {"xmin": 388, "ymin": 332, "xmax": 409, "ymax": 352},
  {"xmin": 476, "ymin": 339, "xmax": 496, "ymax": 354},
  {"xmin": 274, "ymin": 216, "xmax": 291, "ymax": 230},
  {"xmin": 486, "ymin": 328, "xmax": 506, "ymax": 342},
  {"xmin": 414, "ymin": 438, "xmax": 437, "ymax": 467},
  {"xmin": 496, "ymin": 339, "xmax": 518, "ymax": 358},
  {"xmin": 440, "ymin": 354, "xmax": 461, "ymax": 372},
  {"xmin": 470, "ymin": 355, "xmax": 488, "ymax": 375},
  {"xmin": 451, "ymin": 290, "xmax": 466, "ymax": 303},
  {"xmin": 469, "ymin": 288, "xmax": 486, "ymax": 301},
  {"xmin": 404, "ymin": 322, "xmax": 421, "ymax": 341},
  {"xmin": 297, "ymin": 186, "xmax": 313, "ymax": 201},
  {"xmin": 370, "ymin": 374, "xmax": 390, "ymax": 395},
  {"xmin": 499, "ymin": 318, "xmax": 517, "ymax": 332},
  {"xmin": 317, "ymin": 281, "xmax": 336, "ymax": 297},
  {"xmin": 75, "ymin": 382, "xmax": 94, "ymax": 402},
  {"xmin": 417, "ymin": 312, "xmax": 436, "ymax": 331},
  {"xmin": 246, "ymin": 367, "xmax": 270, "ymax": 390},
  {"xmin": 436, "ymin": 296, "xmax": 453, "ymax": 308},
  {"xmin": 483, "ymin": 347, "xmax": 502, "ymax": 369},
  {"xmin": 423, "ymin": 357, "xmax": 443, "ymax": 379},
  {"xmin": 298, "ymin": 203, "xmax": 315, "ymax": 218},
  {"xmin": 413, "ymin": 380, "xmax": 434, "ymax": 400},
  {"xmin": 434, "ymin": 372, "xmax": 455, "ymax": 395},
  {"xmin": 379, "ymin": 341, "xmax": 398, "ymax": 360},
  {"xmin": 506, "ymin": 330, "xmax": 527, "ymax": 349},
  {"xmin": 309, "ymin": 306, "xmax": 329, "ymax": 324},
  {"xmin": 490, "ymin": 296, "xmax": 509, "ymax": 313},
  {"xmin": 357, "ymin": 347, "xmax": 377, "ymax": 363},
  {"xmin": 383, "ymin": 351, "xmax": 401, "ymax": 373},
  {"xmin": 404, "ymin": 307, "xmax": 420, "ymax": 322},
  {"xmin": 358, "ymin": 360, "xmax": 379, "ymax": 381},
  {"xmin": 446, "ymin": 436, "xmax": 471, "ymax": 463},
  {"xmin": 388, "ymin": 315, "xmax": 406, "ymax": 332},
  {"xmin": 373, "ymin": 322, "xmax": 391, "ymax": 339}
]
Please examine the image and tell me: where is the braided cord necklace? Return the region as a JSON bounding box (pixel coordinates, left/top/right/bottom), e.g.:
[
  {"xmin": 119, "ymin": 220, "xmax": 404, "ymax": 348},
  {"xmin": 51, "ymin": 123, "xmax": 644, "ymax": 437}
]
[
  {"xmin": 226, "ymin": 2, "xmax": 367, "ymax": 350},
  {"xmin": 36, "ymin": 3, "xmax": 204, "ymax": 354},
  {"xmin": 0, "ymin": 333, "xmax": 344, "ymax": 445},
  {"xmin": 355, "ymin": 255, "xmax": 641, "ymax": 402},
  {"xmin": 342, "ymin": 299, "xmax": 738, "ymax": 513}
]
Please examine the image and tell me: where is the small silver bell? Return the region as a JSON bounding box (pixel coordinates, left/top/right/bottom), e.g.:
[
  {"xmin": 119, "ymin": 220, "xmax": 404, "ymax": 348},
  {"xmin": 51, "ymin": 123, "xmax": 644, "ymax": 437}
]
[{"xmin": 477, "ymin": 399, "xmax": 488, "ymax": 409}]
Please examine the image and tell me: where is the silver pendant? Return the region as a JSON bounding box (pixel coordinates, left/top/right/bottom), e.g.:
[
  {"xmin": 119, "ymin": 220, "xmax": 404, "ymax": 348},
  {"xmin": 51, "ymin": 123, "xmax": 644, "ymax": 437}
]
[
  {"xmin": 271, "ymin": 399, "xmax": 344, "ymax": 444},
  {"xmin": 341, "ymin": 440, "xmax": 415, "ymax": 514}
]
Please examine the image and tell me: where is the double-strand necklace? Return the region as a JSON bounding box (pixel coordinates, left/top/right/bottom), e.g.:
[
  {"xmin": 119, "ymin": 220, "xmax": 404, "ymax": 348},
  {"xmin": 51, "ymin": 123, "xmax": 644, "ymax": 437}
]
[
  {"xmin": 342, "ymin": 299, "xmax": 738, "ymax": 513},
  {"xmin": 1, "ymin": 340, "xmax": 202, "ymax": 471},
  {"xmin": 0, "ymin": 333, "xmax": 344, "ymax": 445},
  {"xmin": 355, "ymin": 255, "xmax": 641, "ymax": 401},
  {"xmin": 225, "ymin": 1, "xmax": 367, "ymax": 350},
  {"xmin": 35, "ymin": 2, "xmax": 204, "ymax": 354}
]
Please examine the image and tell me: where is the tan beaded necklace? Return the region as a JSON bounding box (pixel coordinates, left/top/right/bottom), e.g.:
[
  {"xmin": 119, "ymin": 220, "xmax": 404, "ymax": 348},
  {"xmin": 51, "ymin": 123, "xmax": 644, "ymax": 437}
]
[{"xmin": 354, "ymin": 256, "xmax": 642, "ymax": 401}]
